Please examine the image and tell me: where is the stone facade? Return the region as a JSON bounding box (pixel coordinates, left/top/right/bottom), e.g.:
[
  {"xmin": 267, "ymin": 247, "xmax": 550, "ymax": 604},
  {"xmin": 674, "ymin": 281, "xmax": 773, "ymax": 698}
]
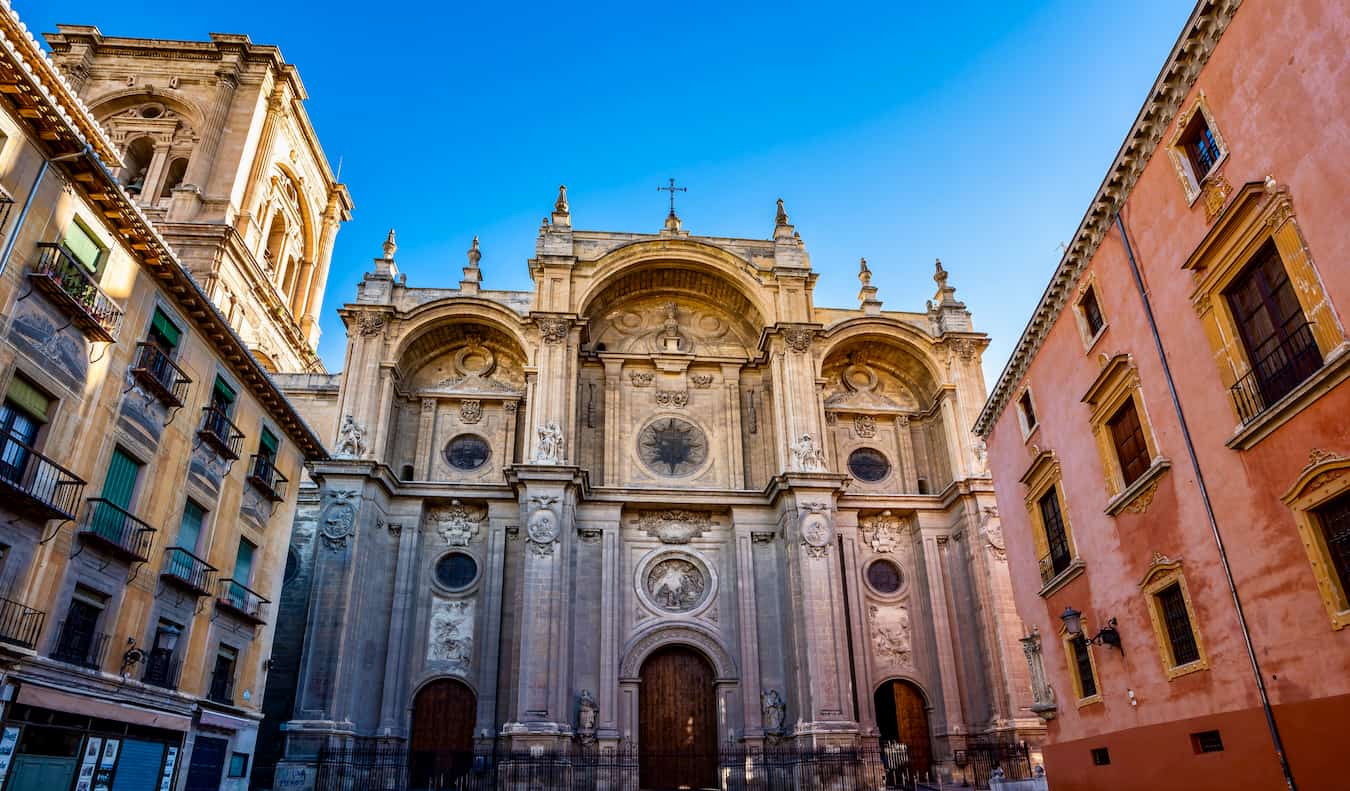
[
  {"xmin": 45, "ymin": 25, "xmax": 353, "ymax": 373},
  {"xmin": 267, "ymin": 195, "xmax": 1042, "ymax": 783}
]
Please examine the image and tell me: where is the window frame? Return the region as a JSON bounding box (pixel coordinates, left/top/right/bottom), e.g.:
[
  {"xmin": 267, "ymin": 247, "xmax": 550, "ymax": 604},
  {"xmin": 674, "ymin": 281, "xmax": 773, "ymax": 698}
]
[
  {"xmin": 1060, "ymin": 624, "xmax": 1102, "ymax": 707},
  {"xmin": 59, "ymin": 215, "xmax": 108, "ymax": 275},
  {"xmin": 1073, "ymin": 275, "xmax": 1108, "ymax": 351},
  {"xmin": 1166, "ymin": 92, "xmax": 1229, "ymax": 205},
  {"xmin": 1281, "ymin": 452, "xmax": 1350, "ymax": 629},
  {"xmin": 1021, "ymin": 450, "xmax": 1083, "ymax": 596},
  {"xmin": 1082, "ymin": 355, "xmax": 1169, "ymax": 515},
  {"xmin": 1140, "ymin": 557, "xmax": 1209, "ymax": 680},
  {"xmin": 1016, "ymin": 385, "xmax": 1039, "ymax": 440}
]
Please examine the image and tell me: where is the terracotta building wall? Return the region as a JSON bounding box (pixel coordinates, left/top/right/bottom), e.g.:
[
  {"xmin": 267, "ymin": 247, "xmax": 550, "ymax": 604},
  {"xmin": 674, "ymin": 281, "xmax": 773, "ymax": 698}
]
[{"xmin": 984, "ymin": 0, "xmax": 1350, "ymax": 788}]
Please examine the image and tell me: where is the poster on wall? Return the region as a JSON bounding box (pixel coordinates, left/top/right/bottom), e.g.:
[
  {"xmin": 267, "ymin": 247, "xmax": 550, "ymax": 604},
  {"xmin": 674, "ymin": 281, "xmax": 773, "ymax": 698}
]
[
  {"xmin": 92, "ymin": 738, "xmax": 120, "ymax": 791},
  {"xmin": 0, "ymin": 726, "xmax": 19, "ymax": 786},
  {"xmin": 157, "ymin": 746, "xmax": 179, "ymax": 791},
  {"xmin": 75, "ymin": 737, "xmax": 103, "ymax": 791}
]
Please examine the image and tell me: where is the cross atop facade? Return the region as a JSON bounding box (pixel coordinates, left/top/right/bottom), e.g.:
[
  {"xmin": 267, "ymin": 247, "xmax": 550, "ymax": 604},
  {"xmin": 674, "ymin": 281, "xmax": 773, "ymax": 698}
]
[{"xmin": 657, "ymin": 178, "xmax": 687, "ymax": 215}]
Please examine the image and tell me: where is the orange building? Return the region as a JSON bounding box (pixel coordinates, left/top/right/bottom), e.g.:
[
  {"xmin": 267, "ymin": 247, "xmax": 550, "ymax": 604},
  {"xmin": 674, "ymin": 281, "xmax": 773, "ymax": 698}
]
[{"xmin": 976, "ymin": 0, "xmax": 1350, "ymax": 788}]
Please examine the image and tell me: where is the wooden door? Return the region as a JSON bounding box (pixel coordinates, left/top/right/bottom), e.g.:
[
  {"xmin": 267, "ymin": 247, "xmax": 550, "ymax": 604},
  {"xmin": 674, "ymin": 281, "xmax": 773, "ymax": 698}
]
[
  {"xmin": 183, "ymin": 736, "xmax": 228, "ymax": 791},
  {"xmin": 875, "ymin": 680, "xmax": 931, "ymax": 778},
  {"xmin": 639, "ymin": 646, "xmax": 718, "ymax": 790},
  {"xmin": 409, "ymin": 679, "xmax": 476, "ymax": 790}
]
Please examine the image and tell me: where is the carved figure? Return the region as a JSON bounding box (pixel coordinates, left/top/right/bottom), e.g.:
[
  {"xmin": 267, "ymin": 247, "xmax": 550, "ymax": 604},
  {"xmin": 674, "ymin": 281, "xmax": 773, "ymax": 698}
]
[
  {"xmin": 459, "ymin": 400, "xmax": 483, "ymax": 424},
  {"xmin": 535, "ymin": 422, "xmax": 564, "ymax": 464},
  {"xmin": 646, "ymin": 558, "xmax": 706, "ymax": 612},
  {"xmin": 762, "ymin": 689, "xmax": 786, "ymax": 736},
  {"xmin": 870, "ymin": 604, "xmax": 913, "ymax": 664},
  {"xmin": 860, "ymin": 511, "xmax": 901, "ymax": 554},
  {"xmin": 527, "ymin": 495, "xmax": 561, "ymax": 554},
  {"xmin": 427, "ymin": 599, "xmax": 474, "ymax": 673},
  {"xmin": 577, "ymin": 690, "xmax": 599, "ymax": 743},
  {"xmin": 791, "ymin": 434, "xmax": 826, "ymax": 472},
  {"xmin": 335, "ymin": 414, "xmax": 366, "ymax": 459},
  {"xmin": 430, "ymin": 499, "xmax": 485, "ymax": 547}
]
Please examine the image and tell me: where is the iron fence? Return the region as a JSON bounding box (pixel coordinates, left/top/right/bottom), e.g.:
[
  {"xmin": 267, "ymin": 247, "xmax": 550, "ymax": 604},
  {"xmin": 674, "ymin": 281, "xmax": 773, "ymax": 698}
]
[
  {"xmin": 954, "ymin": 739, "xmax": 1032, "ymax": 789},
  {"xmin": 309, "ymin": 740, "xmax": 898, "ymax": 791}
]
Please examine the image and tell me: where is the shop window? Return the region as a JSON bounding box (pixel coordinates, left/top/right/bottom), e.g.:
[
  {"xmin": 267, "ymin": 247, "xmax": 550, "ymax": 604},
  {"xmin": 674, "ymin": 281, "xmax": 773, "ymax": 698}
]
[
  {"xmin": 1281, "ymin": 453, "xmax": 1350, "ymax": 629},
  {"xmin": 228, "ymin": 752, "xmax": 250, "ymax": 777},
  {"xmin": 1140, "ymin": 556, "xmax": 1209, "ymax": 679},
  {"xmin": 1082, "ymin": 355, "xmax": 1168, "ymax": 514},
  {"xmin": 1021, "ymin": 450, "xmax": 1081, "ymax": 595}
]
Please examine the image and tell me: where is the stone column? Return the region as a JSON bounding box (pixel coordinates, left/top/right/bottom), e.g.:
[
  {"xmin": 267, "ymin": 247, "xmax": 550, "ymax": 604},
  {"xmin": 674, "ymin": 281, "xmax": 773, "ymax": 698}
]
[
  {"xmin": 300, "ymin": 196, "xmax": 345, "ymax": 344},
  {"xmin": 838, "ymin": 525, "xmax": 877, "ymax": 735},
  {"xmin": 182, "ymin": 67, "xmax": 239, "ymax": 196},
  {"xmin": 601, "ymin": 358, "xmax": 623, "ymax": 485},
  {"xmin": 377, "ymin": 517, "xmax": 419, "ymax": 734},
  {"xmin": 476, "ymin": 513, "xmax": 511, "ymax": 743},
  {"xmin": 921, "ymin": 532, "xmax": 966, "ymax": 740},
  {"xmin": 237, "ymin": 85, "xmax": 287, "ymax": 239},
  {"xmin": 597, "ymin": 520, "xmax": 620, "ymax": 742},
  {"xmin": 139, "ymin": 141, "xmax": 172, "ymax": 205},
  {"xmin": 733, "ymin": 523, "xmax": 763, "ymax": 741},
  {"xmin": 894, "ymin": 417, "xmax": 920, "ymax": 493},
  {"xmin": 414, "ymin": 398, "xmax": 437, "ymax": 479},
  {"xmin": 722, "ymin": 364, "xmax": 745, "ymax": 489}
]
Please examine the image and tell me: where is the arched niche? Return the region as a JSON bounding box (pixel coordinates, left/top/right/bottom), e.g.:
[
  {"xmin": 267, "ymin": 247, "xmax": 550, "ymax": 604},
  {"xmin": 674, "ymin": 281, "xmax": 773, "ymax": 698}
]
[
  {"xmin": 395, "ymin": 319, "xmax": 528, "ymax": 394},
  {"xmin": 819, "ymin": 332, "xmax": 943, "ymax": 413}
]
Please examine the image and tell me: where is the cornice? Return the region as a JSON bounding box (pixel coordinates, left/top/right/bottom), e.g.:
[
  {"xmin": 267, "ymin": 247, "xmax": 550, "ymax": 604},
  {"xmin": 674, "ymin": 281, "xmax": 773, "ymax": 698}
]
[{"xmin": 975, "ymin": 0, "xmax": 1243, "ymax": 437}]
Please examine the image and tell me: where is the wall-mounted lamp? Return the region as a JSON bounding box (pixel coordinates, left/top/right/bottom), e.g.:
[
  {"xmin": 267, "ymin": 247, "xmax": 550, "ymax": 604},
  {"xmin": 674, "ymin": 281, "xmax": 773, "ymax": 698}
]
[
  {"xmin": 1060, "ymin": 606, "xmax": 1124, "ymax": 654},
  {"xmin": 121, "ymin": 637, "xmax": 145, "ymax": 677}
]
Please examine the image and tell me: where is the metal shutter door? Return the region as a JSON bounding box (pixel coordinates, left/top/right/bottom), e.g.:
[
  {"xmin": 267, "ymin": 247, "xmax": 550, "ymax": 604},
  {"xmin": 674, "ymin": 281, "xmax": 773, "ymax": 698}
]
[{"xmin": 111, "ymin": 739, "xmax": 164, "ymax": 791}]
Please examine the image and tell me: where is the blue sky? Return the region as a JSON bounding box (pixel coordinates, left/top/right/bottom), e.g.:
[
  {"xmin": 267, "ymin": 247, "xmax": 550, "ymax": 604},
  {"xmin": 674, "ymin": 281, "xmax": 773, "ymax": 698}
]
[{"xmin": 26, "ymin": 1, "xmax": 1194, "ymax": 385}]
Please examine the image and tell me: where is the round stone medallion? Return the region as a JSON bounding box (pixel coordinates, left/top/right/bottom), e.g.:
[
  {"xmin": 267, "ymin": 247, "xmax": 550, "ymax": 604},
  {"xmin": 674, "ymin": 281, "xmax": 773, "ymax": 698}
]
[
  {"xmin": 638, "ymin": 417, "xmax": 708, "ymax": 477},
  {"xmin": 848, "ymin": 447, "xmax": 892, "ymax": 482},
  {"xmin": 645, "ymin": 556, "xmax": 709, "ymax": 613}
]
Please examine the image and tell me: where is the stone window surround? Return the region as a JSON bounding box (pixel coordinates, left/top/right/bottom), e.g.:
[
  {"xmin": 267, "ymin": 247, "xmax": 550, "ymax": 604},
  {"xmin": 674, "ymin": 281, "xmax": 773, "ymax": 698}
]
[
  {"xmin": 1166, "ymin": 92, "xmax": 1229, "ymax": 205},
  {"xmin": 1183, "ymin": 181, "xmax": 1349, "ymax": 450},
  {"xmin": 1281, "ymin": 451, "xmax": 1350, "ymax": 630},
  {"xmin": 1080, "ymin": 354, "xmax": 1171, "ymax": 515},
  {"xmin": 1021, "ymin": 449, "xmax": 1083, "ymax": 599},
  {"xmin": 1015, "ymin": 383, "xmax": 1039, "ymax": 443},
  {"xmin": 1139, "ymin": 555, "xmax": 1210, "ymax": 680},
  {"xmin": 1072, "ymin": 273, "xmax": 1109, "ymax": 353},
  {"xmin": 1058, "ymin": 623, "xmax": 1103, "ymax": 708},
  {"xmin": 430, "ymin": 549, "xmax": 482, "ymax": 596},
  {"xmin": 862, "ymin": 556, "xmax": 908, "ymax": 601}
]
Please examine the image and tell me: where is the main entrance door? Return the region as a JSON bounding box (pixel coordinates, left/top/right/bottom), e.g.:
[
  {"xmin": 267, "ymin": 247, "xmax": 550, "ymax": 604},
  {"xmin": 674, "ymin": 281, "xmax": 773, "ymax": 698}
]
[
  {"xmin": 409, "ymin": 679, "xmax": 476, "ymax": 790},
  {"xmin": 639, "ymin": 646, "xmax": 717, "ymax": 790},
  {"xmin": 875, "ymin": 680, "xmax": 932, "ymax": 780}
]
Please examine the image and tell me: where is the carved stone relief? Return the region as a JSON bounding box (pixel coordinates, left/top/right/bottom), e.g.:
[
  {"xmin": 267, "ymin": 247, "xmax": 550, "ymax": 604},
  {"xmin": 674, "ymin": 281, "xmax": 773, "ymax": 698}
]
[
  {"xmin": 427, "ymin": 598, "xmax": 474, "ymax": 674},
  {"xmin": 630, "ymin": 371, "xmax": 654, "ymax": 387},
  {"xmin": 868, "ymin": 603, "xmax": 913, "ymax": 665},
  {"xmin": 459, "ymin": 400, "xmax": 482, "ymax": 424},
  {"xmin": 428, "ymin": 499, "xmax": 486, "ymax": 547},
  {"xmin": 633, "ymin": 510, "xmax": 716, "ymax": 544},
  {"xmin": 655, "ymin": 390, "xmax": 689, "ymax": 408},
  {"xmin": 1021, "ymin": 627, "xmax": 1057, "ymax": 720},
  {"xmin": 538, "ymin": 318, "xmax": 569, "ymax": 344},
  {"xmin": 799, "ymin": 502, "xmax": 833, "ymax": 558},
  {"xmin": 319, "ymin": 490, "xmax": 359, "ymax": 551},
  {"xmin": 790, "ymin": 434, "xmax": 827, "ymax": 472},
  {"xmin": 527, "ymin": 495, "xmax": 560, "ymax": 555},
  {"xmin": 783, "ymin": 327, "xmax": 813, "ymax": 353},
  {"xmin": 860, "ymin": 510, "xmax": 904, "ymax": 554},
  {"xmin": 853, "ymin": 415, "xmax": 877, "ymax": 438},
  {"xmin": 335, "ymin": 414, "xmax": 367, "ymax": 459},
  {"xmin": 535, "ymin": 422, "xmax": 564, "ymax": 464},
  {"xmin": 690, "ymin": 374, "xmax": 713, "ymax": 389},
  {"xmin": 645, "ymin": 557, "xmax": 708, "ymax": 612}
]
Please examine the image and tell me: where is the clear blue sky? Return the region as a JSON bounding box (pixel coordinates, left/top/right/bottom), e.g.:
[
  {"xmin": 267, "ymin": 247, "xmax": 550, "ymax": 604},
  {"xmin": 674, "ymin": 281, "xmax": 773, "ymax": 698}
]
[{"xmin": 26, "ymin": 0, "xmax": 1194, "ymax": 385}]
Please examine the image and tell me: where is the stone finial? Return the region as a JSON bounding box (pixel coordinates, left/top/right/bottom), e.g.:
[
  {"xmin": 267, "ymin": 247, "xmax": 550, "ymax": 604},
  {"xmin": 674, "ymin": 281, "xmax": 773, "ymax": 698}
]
[
  {"xmin": 858, "ymin": 257, "xmax": 881, "ymax": 314},
  {"xmin": 461, "ymin": 236, "xmax": 482, "ymax": 294},
  {"xmin": 929, "ymin": 257, "xmax": 970, "ymax": 332},
  {"xmin": 467, "ymin": 236, "xmax": 481, "ymax": 267},
  {"xmin": 551, "ymin": 184, "xmax": 571, "ymax": 228},
  {"xmin": 933, "ymin": 258, "xmax": 948, "ymax": 288},
  {"xmin": 775, "ymin": 198, "xmax": 789, "ymax": 227},
  {"xmin": 773, "ymin": 198, "xmax": 798, "ymax": 243},
  {"xmin": 382, "ymin": 228, "xmax": 397, "ymax": 260}
]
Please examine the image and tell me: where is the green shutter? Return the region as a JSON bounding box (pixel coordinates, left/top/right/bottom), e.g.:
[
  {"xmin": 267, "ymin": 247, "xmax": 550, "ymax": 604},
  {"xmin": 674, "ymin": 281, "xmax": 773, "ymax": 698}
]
[
  {"xmin": 178, "ymin": 500, "xmax": 205, "ymax": 552},
  {"xmin": 212, "ymin": 376, "xmax": 237, "ymax": 407},
  {"xmin": 234, "ymin": 540, "xmax": 255, "ymax": 584},
  {"xmin": 151, "ymin": 308, "xmax": 183, "ymax": 348},
  {"xmin": 260, "ymin": 428, "xmax": 279, "ymax": 458},
  {"xmin": 62, "ymin": 220, "xmax": 103, "ymax": 271},
  {"xmin": 4, "ymin": 376, "xmax": 50, "ymax": 421},
  {"xmin": 101, "ymin": 447, "xmax": 142, "ymax": 511}
]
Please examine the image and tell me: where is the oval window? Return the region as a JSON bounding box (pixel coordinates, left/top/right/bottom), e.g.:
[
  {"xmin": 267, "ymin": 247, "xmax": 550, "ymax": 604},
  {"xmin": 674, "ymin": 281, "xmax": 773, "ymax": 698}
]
[
  {"xmin": 444, "ymin": 435, "xmax": 491, "ymax": 471},
  {"xmin": 435, "ymin": 552, "xmax": 479, "ymax": 590},
  {"xmin": 866, "ymin": 559, "xmax": 903, "ymax": 594},
  {"xmin": 848, "ymin": 448, "xmax": 891, "ymax": 482}
]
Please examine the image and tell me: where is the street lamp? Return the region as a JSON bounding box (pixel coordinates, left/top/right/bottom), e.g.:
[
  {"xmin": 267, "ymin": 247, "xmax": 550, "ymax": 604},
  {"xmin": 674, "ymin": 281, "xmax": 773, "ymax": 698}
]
[{"xmin": 1060, "ymin": 606, "xmax": 1123, "ymax": 654}]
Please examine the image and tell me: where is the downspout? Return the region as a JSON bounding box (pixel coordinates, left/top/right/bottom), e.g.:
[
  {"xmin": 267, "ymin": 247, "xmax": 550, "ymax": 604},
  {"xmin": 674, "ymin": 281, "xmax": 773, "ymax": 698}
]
[
  {"xmin": 1114, "ymin": 210, "xmax": 1296, "ymax": 791},
  {"xmin": 0, "ymin": 143, "xmax": 93, "ymax": 276}
]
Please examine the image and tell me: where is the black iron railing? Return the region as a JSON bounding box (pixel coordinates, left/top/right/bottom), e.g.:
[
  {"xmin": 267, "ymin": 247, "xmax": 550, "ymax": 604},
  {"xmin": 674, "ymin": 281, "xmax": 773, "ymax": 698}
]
[
  {"xmin": 78, "ymin": 498, "xmax": 156, "ymax": 562},
  {"xmin": 217, "ymin": 578, "xmax": 269, "ymax": 624},
  {"xmin": 130, "ymin": 342, "xmax": 192, "ymax": 408},
  {"xmin": 50, "ymin": 619, "xmax": 110, "ymax": 669},
  {"xmin": 0, "ymin": 596, "xmax": 45, "ymax": 650},
  {"xmin": 29, "ymin": 243, "xmax": 124, "ymax": 341},
  {"xmin": 1230, "ymin": 322, "xmax": 1323, "ymax": 424},
  {"xmin": 208, "ymin": 670, "xmax": 235, "ymax": 705},
  {"xmin": 954, "ymin": 739, "xmax": 1034, "ymax": 789},
  {"xmin": 0, "ymin": 428, "xmax": 85, "ymax": 521},
  {"xmin": 161, "ymin": 547, "xmax": 217, "ymax": 597},
  {"xmin": 143, "ymin": 650, "xmax": 180, "ymax": 689},
  {"xmin": 247, "ymin": 454, "xmax": 287, "ymax": 502},
  {"xmin": 198, "ymin": 405, "xmax": 244, "ymax": 460}
]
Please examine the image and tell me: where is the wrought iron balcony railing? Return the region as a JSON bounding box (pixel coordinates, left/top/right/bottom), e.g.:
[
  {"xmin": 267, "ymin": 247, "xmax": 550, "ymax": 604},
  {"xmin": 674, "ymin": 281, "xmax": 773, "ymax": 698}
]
[
  {"xmin": 247, "ymin": 454, "xmax": 287, "ymax": 502},
  {"xmin": 142, "ymin": 650, "xmax": 181, "ymax": 689},
  {"xmin": 197, "ymin": 405, "xmax": 244, "ymax": 460},
  {"xmin": 0, "ymin": 596, "xmax": 45, "ymax": 651},
  {"xmin": 0, "ymin": 428, "xmax": 85, "ymax": 522},
  {"xmin": 161, "ymin": 547, "xmax": 217, "ymax": 597},
  {"xmin": 29, "ymin": 243, "xmax": 124, "ymax": 341},
  {"xmin": 1230, "ymin": 322, "xmax": 1323, "ymax": 424},
  {"xmin": 77, "ymin": 498, "xmax": 157, "ymax": 563},
  {"xmin": 216, "ymin": 578, "xmax": 269, "ymax": 624},
  {"xmin": 1037, "ymin": 550, "xmax": 1074, "ymax": 586},
  {"xmin": 50, "ymin": 620, "xmax": 110, "ymax": 670},
  {"xmin": 129, "ymin": 342, "xmax": 192, "ymax": 408}
]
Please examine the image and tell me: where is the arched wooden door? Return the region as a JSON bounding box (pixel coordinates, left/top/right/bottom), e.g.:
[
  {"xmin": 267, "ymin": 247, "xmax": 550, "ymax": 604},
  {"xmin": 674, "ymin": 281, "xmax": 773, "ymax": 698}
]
[
  {"xmin": 409, "ymin": 679, "xmax": 476, "ymax": 790},
  {"xmin": 639, "ymin": 646, "xmax": 718, "ymax": 790},
  {"xmin": 875, "ymin": 680, "xmax": 932, "ymax": 780}
]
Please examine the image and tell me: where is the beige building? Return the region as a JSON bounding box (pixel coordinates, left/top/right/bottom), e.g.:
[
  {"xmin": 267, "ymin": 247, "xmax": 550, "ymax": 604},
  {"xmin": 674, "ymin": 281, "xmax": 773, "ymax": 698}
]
[
  {"xmin": 0, "ymin": 7, "xmax": 331, "ymax": 791},
  {"xmin": 265, "ymin": 195, "xmax": 1044, "ymax": 789},
  {"xmin": 45, "ymin": 24, "xmax": 353, "ymax": 374}
]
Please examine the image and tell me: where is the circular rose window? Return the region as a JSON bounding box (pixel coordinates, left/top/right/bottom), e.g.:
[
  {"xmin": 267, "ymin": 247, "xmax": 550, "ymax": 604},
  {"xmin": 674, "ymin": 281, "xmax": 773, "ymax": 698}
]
[
  {"xmin": 435, "ymin": 552, "xmax": 479, "ymax": 590},
  {"xmin": 866, "ymin": 559, "xmax": 904, "ymax": 594},
  {"xmin": 848, "ymin": 448, "xmax": 891, "ymax": 482},
  {"xmin": 444, "ymin": 434, "xmax": 491, "ymax": 471},
  {"xmin": 638, "ymin": 418, "xmax": 708, "ymax": 477}
]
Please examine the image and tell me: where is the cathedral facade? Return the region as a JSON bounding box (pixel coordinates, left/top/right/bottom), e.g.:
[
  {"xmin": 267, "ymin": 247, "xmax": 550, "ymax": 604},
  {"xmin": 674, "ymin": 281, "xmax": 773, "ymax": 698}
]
[{"xmin": 267, "ymin": 193, "xmax": 1042, "ymax": 787}]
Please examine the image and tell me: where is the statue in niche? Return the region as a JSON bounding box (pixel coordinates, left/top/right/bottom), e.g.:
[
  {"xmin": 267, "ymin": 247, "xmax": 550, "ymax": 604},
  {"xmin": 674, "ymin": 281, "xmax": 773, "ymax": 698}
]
[
  {"xmin": 535, "ymin": 422, "xmax": 564, "ymax": 464},
  {"xmin": 657, "ymin": 301, "xmax": 686, "ymax": 352},
  {"xmin": 762, "ymin": 689, "xmax": 786, "ymax": 739},
  {"xmin": 576, "ymin": 690, "xmax": 599, "ymax": 743},
  {"xmin": 790, "ymin": 434, "xmax": 827, "ymax": 472},
  {"xmin": 335, "ymin": 414, "xmax": 366, "ymax": 458}
]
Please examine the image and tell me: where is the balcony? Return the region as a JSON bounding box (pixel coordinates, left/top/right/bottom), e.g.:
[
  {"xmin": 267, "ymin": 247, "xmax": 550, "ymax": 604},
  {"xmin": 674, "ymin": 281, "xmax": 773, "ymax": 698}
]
[
  {"xmin": 197, "ymin": 405, "xmax": 244, "ymax": 460},
  {"xmin": 129, "ymin": 342, "xmax": 192, "ymax": 408},
  {"xmin": 215, "ymin": 578, "xmax": 269, "ymax": 625},
  {"xmin": 50, "ymin": 620, "xmax": 110, "ymax": 670},
  {"xmin": 29, "ymin": 243, "xmax": 123, "ymax": 342},
  {"xmin": 77, "ymin": 498, "xmax": 156, "ymax": 563},
  {"xmin": 161, "ymin": 547, "xmax": 217, "ymax": 597},
  {"xmin": 0, "ymin": 597, "xmax": 45, "ymax": 651},
  {"xmin": 142, "ymin": 651, "xmax": 181, "ymax": 690},
  {"xmin": 1230, "ymin": 322, "xmax": 1323, "ymax": 424},
  {"xmin": 247, "ymin": 454, "xmax": 287, "ymax": 503},
  {"xmin": 207, "ymin": 670, "xmax": 235, "ymax": 705},
  {"xmin": 0, "ymin": 428, "xmax": 85, "ymax": 522}
]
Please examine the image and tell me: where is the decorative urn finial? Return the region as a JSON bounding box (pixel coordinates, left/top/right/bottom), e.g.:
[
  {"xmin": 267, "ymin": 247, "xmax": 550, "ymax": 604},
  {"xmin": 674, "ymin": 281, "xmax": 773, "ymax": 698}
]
[
  {"xmin": 859, "ymin": 257, "xmax": 872, "ymax": 286},
  {"xmin": 467, "ymin": 235, "xmax": 481, "ymax": 267},
  {"xmin": 555, "ymin": 185, "xmax": 569, "ymax": 213},
  {"xmin": 382, "ymin": 229, "xmax": 397, "ymax": 260},
  {"xmin": 775, "ymin": 198, "xmax": 789, "ymax": 227}
]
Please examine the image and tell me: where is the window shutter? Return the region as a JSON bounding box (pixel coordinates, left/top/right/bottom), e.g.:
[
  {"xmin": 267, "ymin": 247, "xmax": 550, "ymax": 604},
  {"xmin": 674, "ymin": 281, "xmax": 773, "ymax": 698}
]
[
  {"xmin": 101, "ymin": 448, "xmax": 142, "ymax": 511},
  {"xmin": 4, "ymin": 376, "xmax": 51, "ymax": 421},
  {"xmin": 212, "ymin": 376, "xmax": 237, "ymax": 407},
  {"xmin": 151, "ymin": 308, "xmax": 183, "ymax": 348},
  {"xmin": 260, "ymin": 428, "xmax": 279, "ymax": 457},
  {"xmin": 178, "ymin": 501, "xmax": 205, "ymax": 553},
  {"xmin": 62, "ymin": 221, "xmax": 103, "ymax": 271},
  {"xmin": 234, "ymin": 540, "xmax": 255, "ymax": 583}
]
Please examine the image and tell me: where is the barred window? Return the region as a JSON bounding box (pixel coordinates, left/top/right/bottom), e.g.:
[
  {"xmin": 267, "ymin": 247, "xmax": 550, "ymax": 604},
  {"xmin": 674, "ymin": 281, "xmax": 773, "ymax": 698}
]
[
  {"xmin": 1070, "ymin": 637, "xmax": 1097, "ymax": 698},
  {"xmin": 1313, "ymin": 491, "xmax": 1350, "ymax": 600},
  {"xmin": 1039, "ymin": 489, "xmax": 1071, "ymax": 578},
  {"xmin": 1080, "ymin": 286, "xmax": 1105, "ymax": 337},
  {"xmin": 1156, "ymin": 583, "xmax": 1200, "ymax": 666}
]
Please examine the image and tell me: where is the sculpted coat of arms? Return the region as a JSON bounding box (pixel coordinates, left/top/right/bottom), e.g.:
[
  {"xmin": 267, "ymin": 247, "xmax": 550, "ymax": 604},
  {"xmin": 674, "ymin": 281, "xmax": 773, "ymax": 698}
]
[
  {"xmin": 527, "ymin": 494, "xmax": 561, "ymax": 554},
  {"xmin": 429, "ymin": 499, "xmax": 485, "ymax": 547},
  {"xmin": 798, "ymin": 502, "xmax": 833, "ymax": 558}
]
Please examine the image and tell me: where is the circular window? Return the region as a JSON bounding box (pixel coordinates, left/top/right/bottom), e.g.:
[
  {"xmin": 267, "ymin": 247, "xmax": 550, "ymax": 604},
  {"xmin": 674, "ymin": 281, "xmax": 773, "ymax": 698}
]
[
  {"xmin": 866, "ymin": 559, "xmax": 904, "ymax": 594},
  {"xmin": 444, "ymin": 435, "xmax": 491, "ymax": 471},
  {"xmin": 435, "ymin": 552, "xmax": 479, "ymax": 590},
  {"xmin": 139, "ymin": 104, "xmax": 163, "ymax": 119},
  {"xmin": 848, "ymin": 448, "xmax": 891, "ymax": 482},
  {"xmin": 638, "ymin": 418, "xmax": 708, "ymax": 477}
]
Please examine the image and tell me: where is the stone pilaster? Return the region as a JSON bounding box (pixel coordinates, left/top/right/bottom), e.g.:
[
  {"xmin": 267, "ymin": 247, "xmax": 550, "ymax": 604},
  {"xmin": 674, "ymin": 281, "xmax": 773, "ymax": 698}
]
[{"xmin": 181, "ymin": 66, "xmax": 239, "ymax": 199}]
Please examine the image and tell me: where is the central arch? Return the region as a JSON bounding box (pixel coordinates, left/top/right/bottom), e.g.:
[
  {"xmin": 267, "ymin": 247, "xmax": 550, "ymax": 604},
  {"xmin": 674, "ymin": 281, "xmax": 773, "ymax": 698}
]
[
  {"xmin": 408, "ymin": 678, "xmax": 475, "ymax": 790},
  {"xmin": 639, "ymin": 645, "xmax": 718, "ymax": 790},
  {"xmin": 875, "ymin": 679, "xmax": 932, "ymax": 782}
]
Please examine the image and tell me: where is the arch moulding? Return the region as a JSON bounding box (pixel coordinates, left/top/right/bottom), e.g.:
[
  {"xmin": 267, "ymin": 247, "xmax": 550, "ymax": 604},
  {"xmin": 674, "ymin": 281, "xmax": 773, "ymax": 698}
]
[
  {"xmin": 391, "ymin": 298, "xmax": 532, "ymax": 362},
  {"xmin": 619, "ymin": 622, "xmax": 738, "ymax": 682}
]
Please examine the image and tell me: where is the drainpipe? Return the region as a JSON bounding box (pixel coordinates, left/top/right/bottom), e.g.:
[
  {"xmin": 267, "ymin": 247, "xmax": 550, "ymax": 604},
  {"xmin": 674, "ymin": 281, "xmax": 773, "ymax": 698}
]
[
  {"xmin": 0, "ymin": 144, "xmax": 93, "ymax": 277},
  {"xmin": 1114, "ymin": 210, "xmax": 1296, "ymax": 791}
]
